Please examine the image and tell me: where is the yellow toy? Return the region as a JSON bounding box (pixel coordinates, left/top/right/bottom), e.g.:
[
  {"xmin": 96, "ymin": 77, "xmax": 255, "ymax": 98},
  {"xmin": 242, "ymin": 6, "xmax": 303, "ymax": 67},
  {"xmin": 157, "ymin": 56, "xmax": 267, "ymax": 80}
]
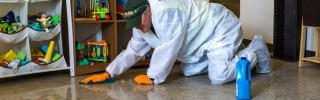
[
  {"xmin": 31, "ymin": 49, "xmax": 45, "ymax": 60},
  {"xmin": 38, "ymin": 41, "xmax": 55, "ymax": 64},
  {"xmin": 0, "ymin": 50, "xmax": 17, "ymax": 62},
  {"xmin": 87, "ymin": 40, "xmax": 108, "ymax": 62}
]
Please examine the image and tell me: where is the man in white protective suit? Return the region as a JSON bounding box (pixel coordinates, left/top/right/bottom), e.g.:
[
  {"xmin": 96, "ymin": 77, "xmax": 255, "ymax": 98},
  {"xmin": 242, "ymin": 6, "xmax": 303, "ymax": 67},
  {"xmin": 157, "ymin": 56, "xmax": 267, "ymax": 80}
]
[{"xmin": 81, "ymin": 0, "xmax": 271, "ymax": 85}]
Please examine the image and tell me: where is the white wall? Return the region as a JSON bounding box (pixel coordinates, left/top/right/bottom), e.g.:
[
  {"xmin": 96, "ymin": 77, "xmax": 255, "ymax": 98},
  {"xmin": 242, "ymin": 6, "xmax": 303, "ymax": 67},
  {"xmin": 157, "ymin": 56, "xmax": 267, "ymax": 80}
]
[
  {"xmin": 306, "ymin": 27, "xmax": 317, "ymax": 51},
  {"xmin": 240, "ymin": 0, "xmax": 274, "ymax": 44}
]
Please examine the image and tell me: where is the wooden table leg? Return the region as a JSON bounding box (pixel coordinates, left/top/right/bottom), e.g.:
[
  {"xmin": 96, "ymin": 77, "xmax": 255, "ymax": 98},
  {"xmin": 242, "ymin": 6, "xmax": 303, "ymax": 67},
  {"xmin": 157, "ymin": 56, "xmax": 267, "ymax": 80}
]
[
  {"xmin": 316, "ymin": 28, "xmax": 320, "ymax": 57},
  {"xmin": 299, "ymin": 25, "xmax": 307, "ymax": 67}
]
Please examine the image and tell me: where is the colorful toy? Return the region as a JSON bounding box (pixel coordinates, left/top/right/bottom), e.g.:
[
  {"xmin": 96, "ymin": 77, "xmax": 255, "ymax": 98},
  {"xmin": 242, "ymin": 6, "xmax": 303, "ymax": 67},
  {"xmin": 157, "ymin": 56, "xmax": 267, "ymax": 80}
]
[
  {"xmin": 0, "ymin": 23, "xmax": 10, "ymax": 33},
  {"xmin": 36, "ymin": 14, "xmax": 51, "ymax": 32},
  {"xmin": 1, "ymin": 11, "xmax": 16, "ymax": 25},
  {"xmin": 8, "ymin": 59, "xmax": 20, "ymax": 69},
  {"xmin": 50, "ymin": 14, "xmax": 60, "ymax": 26},
  {"xmin": 39, "ymin": 44, "xmax": 61, "ymax": 62},
  {"xmin": 146, "ymin": 53, "xmax": 151, "ymax": 59},
  {"xmin": 16, "ymin": 51, "xmax": 26, "ymax": 61},
  {"xmin": 116, "ymin": 0, "xmax": 126, "ymax": 19},
  {"xmin": 0, "ymin": 21, "xmax": 21, "ymax": 34},
  {"xmin": 28, "ymin": 13, "xmax": 60, "ymax": 32},
  {"xmin": 31, "ymin": 49, "xmax": 45, "ymax": 60},
  {"xmin": 76, "ymin": 41, "xmax": 89, "ymax": 66},
  {"xmin": 76, "ymin": 0, "xmax": 82, "ymax": 17},
  {"xmin": 0, "ymin": 59, "xmax": 7, "ymax": 67},
  {"xmin": 11, "ymin": 23, "xmax": 19, "ymax": 32},
  {"xmin": 0, "ymin": 11, "xmax": 19, "ymax": 33},
  {"xmin": 16, "ymin": 16, "xmax": 21, "ymax": 23},
  {"xmin": 16, "ymin": 51, "xmax": 28, "ymax": 66},
  {"xmin": 29, "ymin": 23, "xmax": 43, "ymax": 31},
  {"xmin": 51, "ymin": 53, "xmax": 61, "ymax": 62},
  {"xmin": 76, "ymin": 41, "xmax": 85, "ymax": 60},
  {"xmin": 87, "ymin": 40, "xmax": 108, "ymax": 62},
  {"xmin": 0, "ymin": 21, "xmax": 4, "ymax": 32},
  {"xmin": 20, "ymin": 60, "xmax": 28, "ymax": 66},
  {"xmin": 40, "ymin": 44, "xmax": 52, "ymax": 56},
  {"xmin": 91, "ymin": 0, "xmax": 111, "ymax": 20},
  {"xmin": 0, "ymin": 50, "xmax": 17, "ymax": 62},
  {"xmin": 38, "ymin": 41, "xmax": 55, "ymax": 64},
  {"xmin": 77, "ymin": 58, "xmax": 89, "ymax": 66},
  {"xmin": 37, "ymin": 14, "xmax": 50, "ymax": 26}
]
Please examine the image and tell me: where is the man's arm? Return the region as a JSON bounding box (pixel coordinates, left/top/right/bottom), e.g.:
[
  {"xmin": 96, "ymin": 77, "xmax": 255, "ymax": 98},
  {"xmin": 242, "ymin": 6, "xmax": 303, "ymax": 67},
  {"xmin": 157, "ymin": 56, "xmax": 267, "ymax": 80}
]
[
  {"xmin": 106, "ymin": 28, "xmax": 151, "ymax": 78},
  {"xmin": 147, "ymin": 8, "xmax": 187, "ymax": 84}
]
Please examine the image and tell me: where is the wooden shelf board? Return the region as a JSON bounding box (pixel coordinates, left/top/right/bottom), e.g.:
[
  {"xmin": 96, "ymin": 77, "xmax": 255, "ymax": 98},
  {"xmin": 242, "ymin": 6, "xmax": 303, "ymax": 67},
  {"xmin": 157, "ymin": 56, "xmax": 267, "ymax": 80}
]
[
  {"xmin": 75, "ymin": 18, "xmax": 114, "ymax": 23},
  {"xmin": 117, "ymin": 19, "xmax": 127, "ymax": 22},
  {"xmin": 134, "ymin": 59, "xmax": 150, "ymax": 66},
  {"xmin": 75, "ymin": 62, "xmax": 109, "ymax": 75},
  {"xmin": 301, "ymin": 57, "xmax": 320, "ymax": 63}
]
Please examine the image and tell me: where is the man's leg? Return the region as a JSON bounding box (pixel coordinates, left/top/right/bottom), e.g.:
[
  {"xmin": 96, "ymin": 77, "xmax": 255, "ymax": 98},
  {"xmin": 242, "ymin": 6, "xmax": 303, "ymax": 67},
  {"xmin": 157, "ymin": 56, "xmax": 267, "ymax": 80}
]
[
  {"xmin": 181, "ymin": 56, "xmax": 209, "ymax": 77},
  {"xmin": 207, "ymin": 44, "xmax": 257, "ymax": 85},
  {"xmin": 248, "ymin": 35, "xmax": 271, "ymax": 73},
  {"xmin": 207, "ymin": 35, "xmax": 270, "ymax": 85}
]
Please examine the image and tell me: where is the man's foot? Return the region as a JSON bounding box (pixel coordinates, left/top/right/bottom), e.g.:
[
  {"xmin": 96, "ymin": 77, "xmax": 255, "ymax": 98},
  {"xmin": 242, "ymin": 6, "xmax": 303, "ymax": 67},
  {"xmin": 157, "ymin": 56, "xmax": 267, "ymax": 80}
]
[{"xmin": 248, "ymin": 35, "xmax": 271, "ymax": 73}]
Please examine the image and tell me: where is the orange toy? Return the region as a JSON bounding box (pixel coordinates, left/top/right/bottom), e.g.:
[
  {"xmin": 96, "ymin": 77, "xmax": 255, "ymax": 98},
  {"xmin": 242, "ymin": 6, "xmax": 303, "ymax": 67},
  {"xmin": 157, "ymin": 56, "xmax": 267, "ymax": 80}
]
[{"xmin": 0, "ymin": 59, "xmax": 7, "ymax": 67}]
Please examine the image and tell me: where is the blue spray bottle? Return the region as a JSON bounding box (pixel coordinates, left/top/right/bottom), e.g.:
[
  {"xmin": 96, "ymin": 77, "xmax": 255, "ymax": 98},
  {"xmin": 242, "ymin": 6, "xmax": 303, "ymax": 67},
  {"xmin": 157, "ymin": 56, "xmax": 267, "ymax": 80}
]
[{"xmin": 236, "ymin": 57, "xmax": 251, "ymax": 100}]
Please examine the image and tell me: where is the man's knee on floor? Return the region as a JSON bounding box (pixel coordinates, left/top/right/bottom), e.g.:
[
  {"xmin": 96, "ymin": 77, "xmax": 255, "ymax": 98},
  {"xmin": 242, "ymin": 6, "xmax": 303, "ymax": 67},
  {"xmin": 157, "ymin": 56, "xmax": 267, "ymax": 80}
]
[{"xmin": 183, "ymin": 70, "xmax": 197, "ymax": 77}]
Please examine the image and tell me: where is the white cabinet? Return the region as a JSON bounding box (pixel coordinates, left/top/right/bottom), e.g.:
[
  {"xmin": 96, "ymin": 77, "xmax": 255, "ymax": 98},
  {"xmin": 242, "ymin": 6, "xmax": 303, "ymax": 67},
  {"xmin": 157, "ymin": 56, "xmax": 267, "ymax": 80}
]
[{"xmin": 0, "ymin": 0, "xmax": 69, "ymax": 78}]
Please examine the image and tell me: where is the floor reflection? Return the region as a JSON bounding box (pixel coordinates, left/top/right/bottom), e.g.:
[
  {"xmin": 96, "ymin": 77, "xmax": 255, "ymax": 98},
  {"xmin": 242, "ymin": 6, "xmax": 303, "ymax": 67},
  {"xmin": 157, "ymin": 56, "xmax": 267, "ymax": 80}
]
[{"xmin": 0, "ymin": 59, "xmax": 320, "ymax": 99}]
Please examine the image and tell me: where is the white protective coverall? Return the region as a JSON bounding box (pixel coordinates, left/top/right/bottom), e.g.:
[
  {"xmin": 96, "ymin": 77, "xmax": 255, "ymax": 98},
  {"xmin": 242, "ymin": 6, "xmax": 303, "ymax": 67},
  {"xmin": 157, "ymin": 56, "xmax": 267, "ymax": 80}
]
[{"xmin": 106, "ymin": 0, "xmax": 271, "ymax": 85}]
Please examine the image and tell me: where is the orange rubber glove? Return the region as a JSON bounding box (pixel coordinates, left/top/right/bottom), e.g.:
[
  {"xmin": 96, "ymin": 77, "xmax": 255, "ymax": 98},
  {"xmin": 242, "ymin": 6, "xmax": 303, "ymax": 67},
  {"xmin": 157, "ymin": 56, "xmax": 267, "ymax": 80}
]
[
  {"xmin": 134, "ymin": 74, "xmax": 153, "ymax": 85},
  {"xmin": 81, "ymin": 72, "xmax": 110, "ymax": 84}
]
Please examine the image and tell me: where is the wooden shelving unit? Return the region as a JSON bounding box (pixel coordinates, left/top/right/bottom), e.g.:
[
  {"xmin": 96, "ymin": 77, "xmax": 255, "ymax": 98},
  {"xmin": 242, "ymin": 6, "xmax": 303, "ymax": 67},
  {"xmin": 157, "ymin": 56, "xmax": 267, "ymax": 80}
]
[
  {"xmin": 299, "ymin": 25, "xmax": 320, "ymax": 67},
  {"xmin": 67, "ymin": 0, "xmax": 150, "ymax": 76}
]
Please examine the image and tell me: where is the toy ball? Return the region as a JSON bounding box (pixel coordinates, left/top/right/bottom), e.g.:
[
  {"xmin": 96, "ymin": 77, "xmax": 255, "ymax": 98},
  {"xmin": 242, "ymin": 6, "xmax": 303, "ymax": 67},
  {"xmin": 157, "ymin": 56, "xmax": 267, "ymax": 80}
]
[
  {"xmin": 105, "ymin": 15, "xmax": 111, "ymax": 20},
  {"xmin": 146, "ymin": 53, "xmax": 151, "ymax": 59},
  {"xmin": 96, "ymin": 15, "xmax": 101, "ymax": 20}
]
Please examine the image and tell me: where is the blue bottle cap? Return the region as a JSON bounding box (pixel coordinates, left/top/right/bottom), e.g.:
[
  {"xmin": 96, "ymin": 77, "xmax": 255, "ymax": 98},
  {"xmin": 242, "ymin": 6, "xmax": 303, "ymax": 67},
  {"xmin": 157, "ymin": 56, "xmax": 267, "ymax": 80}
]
[{"xmin": 240, "ymin": 57, "xmax": 247, "ymax": 60}]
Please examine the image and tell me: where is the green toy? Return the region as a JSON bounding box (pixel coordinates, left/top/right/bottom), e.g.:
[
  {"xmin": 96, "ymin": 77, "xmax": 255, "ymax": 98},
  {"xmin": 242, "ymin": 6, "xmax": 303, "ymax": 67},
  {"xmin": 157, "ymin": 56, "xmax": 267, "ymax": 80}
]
[
  {"xmin": 11, "ymin": 23, "xmax": 19, "ymax": 32},
  {"xmin": 77, "ymin": 58, "xmax": 89, "ymax": 66},
  {"xmin": 16, "ymin": 51, "xmax": 26, "ymax": 61},
  {"xmin": 97, "ymin": 46, "xmax": 101, "ymax": 57},
  {"xmin": 76, "ymin": 41, "xmax": 89, "ymax": 66},
  {"xmin": 77, "ymin": 41, "xmax": 85, "ymax": 50},
  {"xmin": 1, "ymin": 23, "xmax": 10, "ymax": 33},
  {"xmin": 99, "ymin": 8, "xmax": 106, "ymax": 19},
  {"xmin": 51, "ymin": 53, "xmax": 61, "ymax": 62},
  {"xmin": 7, "ymin": 26, "xmax": 13, "ymax": 34},
  {"xmin": 51, "ymin": 14, "xmax": 60, "ymax": 26}
]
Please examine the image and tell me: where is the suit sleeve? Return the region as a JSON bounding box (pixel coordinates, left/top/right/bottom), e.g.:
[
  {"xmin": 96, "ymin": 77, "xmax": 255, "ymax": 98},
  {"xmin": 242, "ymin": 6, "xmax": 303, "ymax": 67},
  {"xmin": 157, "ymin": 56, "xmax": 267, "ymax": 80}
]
[
  {"xmin": 147, "ymin": 8, "xmax": 187, "ymax": 84},
  {"xmin": 106, "ymin": 28, "xmax": 151, "ymax": 78}
]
